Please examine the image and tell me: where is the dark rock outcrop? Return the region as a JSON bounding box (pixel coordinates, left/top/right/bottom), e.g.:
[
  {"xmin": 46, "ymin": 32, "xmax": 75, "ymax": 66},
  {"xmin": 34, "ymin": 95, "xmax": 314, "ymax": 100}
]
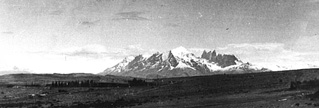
[
  {"xmin": 201, "ymin": 50, "xmax": 209, "ymax": 59},
  {"xmin": 127, "ymin": 55, "xmax": 145, "ymax": 70},
  {"xmin": 146, "ymin": 52, "xmax": 163, "ymax": 65},
  {"xmin": 201, "ymin": 50, "xmax": 238, "ymax": 68},
  {"xmin": 167, "ymin": 51, "xmax": 178, "ymax": 67}
]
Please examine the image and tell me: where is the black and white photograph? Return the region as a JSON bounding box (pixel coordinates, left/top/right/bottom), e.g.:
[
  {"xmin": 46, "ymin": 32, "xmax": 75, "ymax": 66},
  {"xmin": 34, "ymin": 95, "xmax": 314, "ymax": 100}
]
[{"xmin": 0, "ymin": 0, "xmax": 319, "ymax": 107}]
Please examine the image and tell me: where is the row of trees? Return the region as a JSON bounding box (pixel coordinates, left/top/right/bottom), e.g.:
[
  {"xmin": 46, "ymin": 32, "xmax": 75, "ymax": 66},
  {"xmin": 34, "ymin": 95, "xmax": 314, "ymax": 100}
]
[
  {"xmin": 49, "ymin": 79, "xmax": 153, "ymax": 87},
  {"xmin": 128, "ymin": 78, "xmax": 150, "ymax": 86},
  {"xmin": 51, "ymin": 80, "xmax": 97, "ymax": 87}
]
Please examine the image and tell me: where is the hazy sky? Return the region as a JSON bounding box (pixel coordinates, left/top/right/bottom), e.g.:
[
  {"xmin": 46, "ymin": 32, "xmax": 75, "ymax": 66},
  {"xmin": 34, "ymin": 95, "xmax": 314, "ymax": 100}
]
[{"xmin": 0, "ymin": 0, "xmax": 319, "ymax": 73}]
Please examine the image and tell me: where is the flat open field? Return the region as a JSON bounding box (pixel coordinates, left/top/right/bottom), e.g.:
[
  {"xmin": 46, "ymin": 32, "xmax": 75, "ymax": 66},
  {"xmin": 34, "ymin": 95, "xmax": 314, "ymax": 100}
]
[{"xmin": 1, "ymin": 69, "xmax": 319, "ymax": 107}]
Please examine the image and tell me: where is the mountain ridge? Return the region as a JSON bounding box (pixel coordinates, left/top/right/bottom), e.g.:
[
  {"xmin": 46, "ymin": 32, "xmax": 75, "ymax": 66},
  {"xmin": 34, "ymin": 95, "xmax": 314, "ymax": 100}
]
[{"xmin": 99, "ymin": 47, "xmax": 269, "ymax": 78}]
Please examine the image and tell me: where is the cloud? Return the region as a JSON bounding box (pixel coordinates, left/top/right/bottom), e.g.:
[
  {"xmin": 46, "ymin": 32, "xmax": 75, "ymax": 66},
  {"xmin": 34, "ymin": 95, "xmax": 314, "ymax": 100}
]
[
  {"xmin": 217, "ymin": 43, "xmax": 286, "ymax": 55},
  {"xmin": 163, "ymin": 23, "xmax": 180, "ymax": 28},
  {"xmin": 58, "ymin": 44, "xmax": 156, "ymax": 59},
  {"xmin": 0, "ymin": 44, "xmax": 123, "ymax": 74},
  {"xmin": 213, "ymin": 43, "xmax": 319, "ymax": 70},
  {"xmin": 1, "ymin": 31, "xmax": 14, "ymax": 34},
  {"xmin": 55, "ymin": 44, "xmax": 108, "ymax": 59},
  {"xmin": 112, "ymin": 11, "xmax": 149, "ymax": 21},
  {"xmin": 308, "ymin": 0, "xmax": 319, "ymax": 3},
  {"xmin": 49, "ymin": 10, "xmax": 64, "ymax": 15},
  {"xmin": 79, "ymin": 20, "xmax": 100, "ymax": 25},
  {"xmin": 115, "ymin": 44, "xmax": 157, "ymax": 58},
  {"xmin": 127, "ymin": 44, "xmax": 143, "ymax": 50},
  {"xmin": 292, "ymin": 35, "xmax": 319, "ymax": 52},
  {"xmin": 104, "ymin": 44, "xmax": 160, "ymax": 59}
]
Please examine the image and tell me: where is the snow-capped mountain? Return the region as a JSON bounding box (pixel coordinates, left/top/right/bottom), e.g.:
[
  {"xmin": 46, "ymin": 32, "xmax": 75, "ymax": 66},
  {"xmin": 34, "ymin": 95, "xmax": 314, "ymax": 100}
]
[
  {"xmin": 99, "ymin": 46, "xmax": 269, "ymax": 78},
  {"xmin": 104, "ymin": 56, "xmax": 135, "ymax": 73}
]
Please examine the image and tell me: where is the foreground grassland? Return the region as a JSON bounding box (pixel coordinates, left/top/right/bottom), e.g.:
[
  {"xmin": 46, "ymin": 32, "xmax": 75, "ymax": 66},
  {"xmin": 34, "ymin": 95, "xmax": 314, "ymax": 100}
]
[{"xmin": 1, "ymin": 69, "xmax": 319, "ymax": 107}]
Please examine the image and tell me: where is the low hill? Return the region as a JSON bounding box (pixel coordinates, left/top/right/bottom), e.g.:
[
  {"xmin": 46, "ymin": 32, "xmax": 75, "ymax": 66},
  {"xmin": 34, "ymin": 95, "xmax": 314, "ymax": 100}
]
[{"xmin": 0, "ymin": 73, "xmax": 133, "ymax": 85}]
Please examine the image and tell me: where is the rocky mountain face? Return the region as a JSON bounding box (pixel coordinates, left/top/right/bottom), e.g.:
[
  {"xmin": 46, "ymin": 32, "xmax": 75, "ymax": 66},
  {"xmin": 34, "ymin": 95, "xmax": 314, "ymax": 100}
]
[
  {"xmin": 201, "ymin": 50, "xmax": 238, "ymax": 68},
  {"xmin": 99, "ymin": 47, "xmax": 269, "ymax": 78}
]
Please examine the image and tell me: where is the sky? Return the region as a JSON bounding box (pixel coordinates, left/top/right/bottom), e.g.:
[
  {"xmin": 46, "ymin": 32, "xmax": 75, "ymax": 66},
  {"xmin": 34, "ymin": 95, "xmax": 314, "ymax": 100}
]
[{"xmin": 0, "ymin": 0, "xmax": 319, "ymax": 74}]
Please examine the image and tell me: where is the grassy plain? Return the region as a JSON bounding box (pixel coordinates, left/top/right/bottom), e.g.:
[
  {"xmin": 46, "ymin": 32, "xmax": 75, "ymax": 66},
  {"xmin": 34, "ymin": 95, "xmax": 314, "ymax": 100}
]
[{"xmin": 1, "ymin": 69, "xmax": 319, "ymax": 107}]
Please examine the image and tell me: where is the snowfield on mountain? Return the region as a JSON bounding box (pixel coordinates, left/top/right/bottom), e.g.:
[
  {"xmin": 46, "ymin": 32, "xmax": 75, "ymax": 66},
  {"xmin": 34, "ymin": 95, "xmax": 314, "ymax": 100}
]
[{"xmin": 99, "ymin": 46, "xmax": 269, "ymax": 78}]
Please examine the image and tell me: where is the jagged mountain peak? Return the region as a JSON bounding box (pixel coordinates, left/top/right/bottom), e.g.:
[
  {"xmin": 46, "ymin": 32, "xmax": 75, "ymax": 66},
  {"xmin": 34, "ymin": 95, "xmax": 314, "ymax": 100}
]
[
  {"xmin": 201, "ymin": 50, "xmax": 239, "ymax": 68},
  {"xmin": 99, "ymin": 47, "xmax": 268, "ymax": 78}
]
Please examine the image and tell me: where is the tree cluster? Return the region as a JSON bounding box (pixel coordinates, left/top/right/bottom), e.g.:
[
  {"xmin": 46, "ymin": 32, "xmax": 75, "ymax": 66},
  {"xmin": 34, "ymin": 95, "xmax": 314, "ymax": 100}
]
[
  {"xmin": 128, "ymin": 78, "xmax": 149, "ymax": 86},
  {"xmin": 50, "ymin": 80, "xmax": 96, "ymax": 87},
  {"xmin": 49, "ymin": 78, "xmax": 152, "ymax": 87},
  {"xmin": 49, "ymin": 80, "xmax": 130, "ymax": 87}
]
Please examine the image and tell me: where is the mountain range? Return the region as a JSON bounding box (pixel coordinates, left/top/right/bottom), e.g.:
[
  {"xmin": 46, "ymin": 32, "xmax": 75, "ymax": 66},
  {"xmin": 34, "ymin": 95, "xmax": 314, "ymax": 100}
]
[{"xmin": 99, "ymin": 46, "xmax": 269, "ymax": 78}]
